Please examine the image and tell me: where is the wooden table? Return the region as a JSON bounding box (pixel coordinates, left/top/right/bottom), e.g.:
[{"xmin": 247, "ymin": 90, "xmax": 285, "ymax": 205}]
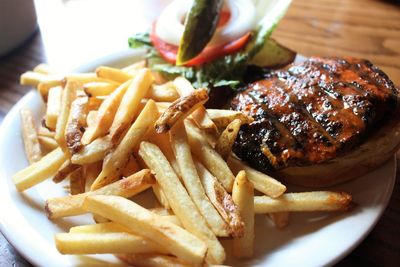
[{"xmin": 1, "ymin": 0, "xmax": 399, "ymax": 266}]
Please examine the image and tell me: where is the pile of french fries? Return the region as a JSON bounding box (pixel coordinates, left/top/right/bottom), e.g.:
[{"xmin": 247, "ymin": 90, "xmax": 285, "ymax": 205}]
[{"xmin": 14, "ymin": 62, "xmax": 353, "ymax": 266}]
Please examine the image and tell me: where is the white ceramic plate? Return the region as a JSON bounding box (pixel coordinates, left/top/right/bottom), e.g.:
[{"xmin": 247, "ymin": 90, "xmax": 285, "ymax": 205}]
[{"xmin": 0, "ymin": 50, "xmax": 396, "ymax": 267}]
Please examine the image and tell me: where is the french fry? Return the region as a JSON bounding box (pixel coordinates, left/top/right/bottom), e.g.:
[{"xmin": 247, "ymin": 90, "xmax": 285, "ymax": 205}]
[
  {"xmin": 82, "ymin": 195, "xmax": 207, "ymax": 266},
  {"xmin": 55, "ymin": 232, "xmax": 166, "ymax": 255},
  {"xmin": 254, "ymin": 191, "xmax": 353, "ymax": 213},
  {"xmin": 38, "ymin": 82, "xmax": 63, "ymax": 101},
  {"xmin": 268, "ymin": 212, "xmax": 290, "ymax": 229},
  {"xmin": 206, "ymin": 109, "xmax": 254, "ymax": 128},
  {"xmin": 139, "ymin": 142, "xmax": 225, "ymax": 264},
  {"xmin": 227, "ymin": 156, "xmax": 286, "ymax": 198},
  {"xmin": 84, "ymin": 161, "xmax": 103, "ymax": 191},
  {"xmin": 45, "ymin": 86, "xmax": 62, "ymax": 129},
  {"xmin": 33, "ymin": 63, "xmax": 56, "ymax": 74},
  {"xmin": 152, "ymin": 184, "xmax": 171, "ymax": 210},
  {"xmin": 55, "ymin": 81, "xmax": 78, "ymax": 151},
  {"xmin": 215, "ymin": 119, "xmax": 241, "ymax": 161},
  {"xmin": 65, "ymin": 73, "xmax": 121, "ymax": 85},
  {"xmin": 109, "ymin": 68, "xmax": 154, "ymax": 144},
  {"xmin": 185, "ymin": 120, "xmax": 234, "ymax": 192},
  {"xmin": 69, "ymin": 222, "xmax": 130, "ymax": 233},
  {"xmin": 53, "ymin": 160, "xmax": 80, "ymax": 183},
  {"xmin": 81, "ymin": 79, "xmax": 131, "ymax": 145},
  {"xmin": 69, "ymin": 167, "xmax": 85, "ymax": 195},
  {"xmin": 83, "ymin": 82, "xmax": 118, "ymax": 97},
  {"xmin": 122, "ymin": 154, "xmax": 141, "ymax": 177},
  {"xmin": 155, "ymin": 88, "xmax": 209, "ymax": 134},
  {"xmin": 20, "ymin": 108, "xmax": 42, "ymax": 164},
  {"xmin": 96, "ymin": 66, "xmax": 132, "ymax": 83},
  {"xmin": 170, "ymin": 122, "xmax": 229, "ymax": 237},
  {"xmin": 232, "ymin": 171, "xmax": 254, "ymax": 258},
  {"xmin": 38, "ymin": 136, "xmax": 59, "ymax": 151},
  {"xmin": 91, "ymin": 100, "xmax": 159, "ymax": 190},
  {"xmin": 38, "ymin": 126, "xmax": 55, "ymax": 138},
  {"xmin": 147, "ymin": 82, "xmax": 180, "ymax": 102},
  {"xmin": 13, "ymin": 147, "xmax": 67, "ymax": 191},
  {"xmin": 194, "ymin": 161, "xmax": 244, "ymax": 238},
  {"xmin": 20, "ymin": 71, "xmax": 61, "ymax": 87},
  {"xmin": 122, "ymin": 60, "xmax": 146, "ymax": 74},
  {"xmin": 46, "ymin": 169, "xmax": 154, "ymax": 219},
  {"xmin": 65, "ymin": 94, "xmax": 89, "ymax": 154},
  {"xmin": 86, "ymin": 110, "xmax": 97, "ymax": 127},
  {"xmin": 117, "ymin": 253, "xmax": 191, "ymax": 267},
  {"xmin": 71, "ymin": 135, "xmax": 111, "ymax": 165}
]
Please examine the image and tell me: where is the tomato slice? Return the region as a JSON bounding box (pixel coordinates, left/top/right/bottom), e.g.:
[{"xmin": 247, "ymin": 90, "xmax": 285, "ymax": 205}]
[{"xmin": 151, "ymin": 11, "xmax": 251, "ymax": 67}]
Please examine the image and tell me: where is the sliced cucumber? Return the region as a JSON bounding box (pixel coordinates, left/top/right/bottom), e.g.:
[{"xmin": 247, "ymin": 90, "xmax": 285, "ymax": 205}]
[{"xmin": 249, "ymin": 38, "xmax": 296, "ymax": 68}]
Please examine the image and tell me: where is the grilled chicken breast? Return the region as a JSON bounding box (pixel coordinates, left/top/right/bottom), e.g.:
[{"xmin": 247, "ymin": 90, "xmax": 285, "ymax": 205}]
[{"xmin": 232, "ymin": 57, "xmax": 400, "ymax": 186}]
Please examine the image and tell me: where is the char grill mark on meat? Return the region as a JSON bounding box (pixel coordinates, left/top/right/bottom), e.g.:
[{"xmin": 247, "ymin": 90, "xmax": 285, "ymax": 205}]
[{"xmin": 232, "ymin": 57, "xmax": 398, "ymax": 173}]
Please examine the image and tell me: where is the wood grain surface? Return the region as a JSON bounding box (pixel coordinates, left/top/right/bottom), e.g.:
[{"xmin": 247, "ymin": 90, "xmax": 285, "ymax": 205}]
[{"xmin": 0, "ymin": 0, "xmax": 399, "ymax": 266}]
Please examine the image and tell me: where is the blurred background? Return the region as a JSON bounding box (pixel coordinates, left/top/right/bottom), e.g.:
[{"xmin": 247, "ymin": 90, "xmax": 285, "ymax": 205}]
[{"xmin": 0, "ymin": 0, "xmax": 399, "ymax": 266}]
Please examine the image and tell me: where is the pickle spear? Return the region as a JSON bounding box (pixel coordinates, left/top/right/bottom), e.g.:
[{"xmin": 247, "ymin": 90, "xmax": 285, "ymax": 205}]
[
  {"xmin": 176, "ymin": 0, "xmax": 223, "ymax": 65},
  {"xmin": 250, "ymin": 38, "xmax": 296, "ymax": 68}
]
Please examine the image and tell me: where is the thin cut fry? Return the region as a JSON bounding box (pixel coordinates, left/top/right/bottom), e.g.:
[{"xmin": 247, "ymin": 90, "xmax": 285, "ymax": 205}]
[
  {"xmin": 228, "ymin": 156, "xmax": 286, "ymax": 198},
  {"xmin": 65, "ymin": 94, "xmax": 89, "ymax": 154},
  {"xmin": 232, "ymin": 171, "xmax": 254, "ymax": 258},
  {"xmin": 206, "ymin": 109, "xmax": 254, "ymax": 128},
  {"xmin": 45, "ymin": 86, "xmax": 62, "ymax": 129},
  {"xmin": 155, "ymin": 88, "xmax": 209, "ymax": 133},
  {"xmin": 170, "ymin": 122, "xmax": 229, "ymax": 237},
  {"xmin": 20, "ymin": 108, "xmax": 42, "ymax": 164},
  {"xmin": 185, "ymin": 120, "xmax": 234, "ymax": 192},
  {"xmin": 96, "ymin": 66, "xmax": 132, "ymax": 83},
  {"xmin": 82, "ymin": 195, "xmax": 207, "ymax": 266},
  {"xmin": 71, "ymin": 135, "xmax": 111, "ymax": 165},
  {"xmin": 268, "ymin": 212, "xmax": 290, "ymax": 229},
  {"xmin": 91, "ymin": 100, "xmax": 159, "ymax": 190},
  {"xmin": 46, "ymin": 169, "xmax": 154, "ymax": 219},
  {"xmin": 254, "ymin": 191, "xmax": 353, "ymax": 213},
  {"xmin": 13, "ymin": 147, "xmax": 67, "ymax": 191},
  {"xmin": 195, "ymin": 161, "xmax": 244, "ymax": 238},
  {"xmin": 215, "ymin": 119, "xmax": 241, "ymax": 161},
  {"xmin": 139, "ymin": 142, "xmax": 226, "ymax": 264}
]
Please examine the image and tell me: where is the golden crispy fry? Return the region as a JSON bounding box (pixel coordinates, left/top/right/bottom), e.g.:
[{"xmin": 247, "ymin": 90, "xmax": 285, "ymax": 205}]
[
  {"xmin": 96, "ymin": 66, "xmax": 132, "ymax": 83},
  {"xmin": 82, "ymin": 195, "xmax": 207, "ymax": 266},
  {"xmin": 206, "ymin": 109, "xmax": 254, "ymax": 128},
  {"xmin": 152, "ymin": 184, "xmax": 171, "ymax": 210},
  {"xmin": 91, "ymin": 100, "xmax": 159, "ymax": 190},
  {"xmin": 86, "ymin": 110, "xmax": 97, "ymax": 127},
  {"xmin": 194, "ymin": 161, "xmax": 244, "ymax": 238},
  {"xmin": 83, "ymin": 161, "xmax": 103, "ymax": 191},
  {"xmin": 185, "ymin": 120, "xmax": 234, "ymax": 192},
  {"xmin": 69, "ymin": 167, "xmax": 85, "ymax": 195},
  {"xmin": 53, "ymin": 160, "xmax": 80, "ymax": 183},
  {"xmin": 46, "ymin": 169, "xmax": 154, "ymax": 219},
  {"xmin": 228, "ymin": 156, "xmax": 286, "ymax": 198},
  {"xmin": 71, "ymin": 135, "xmax": 111, "ymax": 165},
  {"xmin": 170, "ymin": 122, "xmax": 229, "ymax": 237},
  {"xmin": 122, "ymin": 60, "xmax": 146, "ymax": 74},
  {"xmin": 232, "ymin": 171, "xmax": 254, "ymax": 258},
  {"xmin": 83, "ymin": 82, "xmax": 118, "ymax": 97},
  {"xmin": 65, "ymin": 73, "xmax": 118, "ymax": 84},
  {"xmin": 55, "ymin": 232, "xmax": 166, "ymax": 255},
  {"xmin": 65, "ymin": 94, "xmax": 89, "ymax": 154},
  {"xmin": 20, "ymin": 108, "xmax": 42, "ymax": 164},
  {"xmin": 38, "ymin": 82, "xmax": 64, "ymax": 101},
  {"xmin": 109, "ymin": 68, "xmax": 154, "ymax": 144},
  {"xmin": 13, "ymin": 147, "xmax": 67, "ymax": 191},
  {"xmin": 55, "ymin": 81, "xmax": 78, "ymax": 152},
  {"xmin": 81, "ymin": 79, "xmax": 131, "ymax": 145},
  {"xmin": 254, "ymin": 191, "xmax": 353, "ymax": 213},
  {"xmin": 215, "ymin": 119, "xmax": 241, "ymax": 161},
  {"xmin": 38, "ymin": 136, "xmax": 59, "ymax": 151},
  {"xmin": 147, "ymin": 82, "xmax": 180, "ymax": 102},
  {"xmin": 117, "ymin": 253, "xmax": 191, "ymax": 267},
  {"xmin": 45, "ymin": 86, "xmax": 62, "ymax": 129},
  {"xmin": 20, "ymin": 71, "xmax": 61, "ymax": 87},
  {"xmin": 155, "ymin": 88, "xmax": 209, "ymax": 133},
  {"xmin": 38, "ymin": 126, "xmax": 55, "ymax": 138},
  {"xmin": 139, "ymin": 142, "xmax": 225, "ymax": 264},
  {"xmin": 69, "ymin": 222, "xmax": 130, "ymax": 233},
  {"xmin": 122, "ymin": 154, "xmax": 141, "ymax": 177},
  {"xmin": 268, "ymin": 212, "xmax": 290, "ymax": 229}
]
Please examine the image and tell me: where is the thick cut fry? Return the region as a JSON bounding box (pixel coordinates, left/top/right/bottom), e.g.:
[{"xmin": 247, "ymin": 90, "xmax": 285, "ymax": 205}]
[
  {"xmin": 96, "ymin": 66, "xmax": 132, "ymax": 83},
  {"xmin": 71, "ymin": 135, "xmax": 111, "ymax": 165},
  {"xmin": 228, "ymin": 156, "xmax": 286, "ymax": 198},
  {"xmin": 139, "ymin": 142, "xmax": 225, "ymax": 264},
  {"xmin": 155, "ymin": 88, "xmax": 209, "ymax": 133},
  {"xmin": 215, "ymin": 119, "xmax": 241, "ymax": 161},
  {"xmin": 45, "ymin": 86, "xmax": 62, "ymax": 129},
  {"xmin": 91, "ymin": 100, "xmax": 159, "ymax": 190},
  {"xmin": 206, "ymin": 109, "xmax": 254, "ymax": 128},
  {"xmin": 65, "ymin": 95, "xmax": 89, "ymax": 154},
  {"xmin": 170, "ymin": 122, "xmax": 229, "ymax": 237},
  {"xmin": 117, "ymin": 253, "xmax": 191, "ymax": 267},
  {"xmin": 81, "ymin": 79, "xmax": 131, "ymax": 145},
  {"xmin": 55, "ymin": 81, "xmax": 78, "ymax": 151},
  {"xmin": 185, "ymin": 120, "xmax": 234, "ymax": 192},
  {"xmin": 232, "ymin": 171, "xmax": 254, "ymax": 258},
  {"xmin": 195, "ymin": 161, "xmax": 244, "ymax": 238},
  {"xmin": 268, "ymin": 212, "xmax": 290, "ymax": 229},
  {"xmin": 83, "ymin": 82, "xmax": 118, "ymax": 97},
  {"xmin": 82, "ymin": 195, "xmax": 207, "ymax": 266},
  {"xmin": 152, "ymin": 184, "xmax": 171, "ymax": 210},
  {"xmin": 254, "ymin": 191, "xmax": 353, "ymax": 213},
  {"xmin": 13, "ymin": 147, "xmax": 67, "ymax": 191},
  {"xmin": 20, "ymin": 108, "xmax": 42, "ymax": 164},
  {"xmin": 53, "ymin": 160, "xmax": 80, "ymax": 183},
  {"xmin": 122, "ymin": 154, "xmax": 141, "ymax": 177},
  {"xmin": 69, "ymin": 167, "xmax": 85, "ymax": 195},
  {"xmin": 147, "ymin": 82, "xmax": 180, "ymax": 102},
  {"xmin": 55, "ymin": 232, "xmax": 166, "ymax": 255},
  {"xmin": 38, "ymin": 136, "xmax": 59, "ymax": 151},
  {"xmin": 46, "ymin": 169, "xmax": 154, "ymax": 219},
  {"xmin": 109, "ymin": 68, "xmax": 153, "ymax": 143}
]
